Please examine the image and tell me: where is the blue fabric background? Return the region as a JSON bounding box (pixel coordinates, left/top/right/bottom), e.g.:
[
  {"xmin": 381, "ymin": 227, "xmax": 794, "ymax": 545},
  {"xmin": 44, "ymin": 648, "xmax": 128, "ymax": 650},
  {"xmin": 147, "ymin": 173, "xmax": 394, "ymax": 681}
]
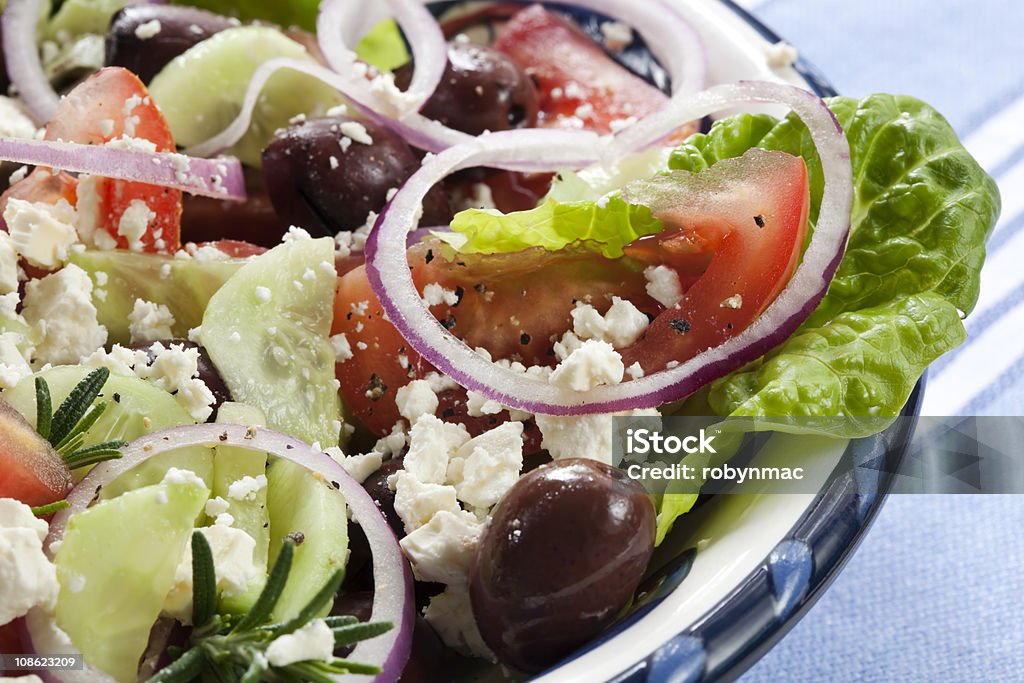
[{"xmin": 736, "ymin": 1, "xmax": 1024, "ymax": 681}]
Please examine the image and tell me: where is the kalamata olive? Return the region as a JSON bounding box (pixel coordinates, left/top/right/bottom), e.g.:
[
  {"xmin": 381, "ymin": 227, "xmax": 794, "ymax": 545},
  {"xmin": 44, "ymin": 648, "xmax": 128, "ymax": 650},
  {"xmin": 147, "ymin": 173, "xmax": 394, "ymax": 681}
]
[
  {"xmin": 105, "ymin": 5, "xmax": 236, "ymax": 84},
  {"xmin": 128, "ymin": 339, "xmax": 231, "ymax": 420},
  {"xmin": 361, "ymin": 456, "xmax": 406, "ymax": 538},
  {"xmin": 332, "ymin": 591, "xmax": 450, "ymax": 682},
  {"xmin": 261, "ymin": 116, "xmax": 452, "ymax": 236},
  {"xmin": 470, "ymin": 458, "xmax": 655, "ymax": 672},
  {"xmin": 396, "ymin": 42, "xmax": 538, "ymax": 136}
]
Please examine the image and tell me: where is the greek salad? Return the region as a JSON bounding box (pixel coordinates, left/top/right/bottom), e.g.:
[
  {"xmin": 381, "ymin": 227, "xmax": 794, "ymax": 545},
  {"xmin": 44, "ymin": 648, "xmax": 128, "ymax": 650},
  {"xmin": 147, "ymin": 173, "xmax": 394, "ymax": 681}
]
[{"xmin": 0, "ymin": 0, "xmax": 1000, "ymax": 682}]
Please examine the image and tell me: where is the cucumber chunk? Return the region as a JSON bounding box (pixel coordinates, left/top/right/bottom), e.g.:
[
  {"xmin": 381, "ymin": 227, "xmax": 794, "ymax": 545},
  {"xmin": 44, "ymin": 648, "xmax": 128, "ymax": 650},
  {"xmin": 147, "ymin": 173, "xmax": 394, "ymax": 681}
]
[
  {"xmin": 70, "ymin": 250, "xmax": 244, "ymax": 345},
  {"xmin": 266, "ymin": 458, "xmax": 348, "ymax": 621},
  {"xmin": 200, "ymin": 236, "xmax": 341, "ymax": 448},
  {"xmin": 148, "ymin": 26, "xmax": 343, "ymax": 166},
  {"xmin": 53, "ymin": 477, "xmax": 209, "ymax": 683},
  {"xmin": 211, "ymin": 402, "xmax": 270, "ymax": 613}
]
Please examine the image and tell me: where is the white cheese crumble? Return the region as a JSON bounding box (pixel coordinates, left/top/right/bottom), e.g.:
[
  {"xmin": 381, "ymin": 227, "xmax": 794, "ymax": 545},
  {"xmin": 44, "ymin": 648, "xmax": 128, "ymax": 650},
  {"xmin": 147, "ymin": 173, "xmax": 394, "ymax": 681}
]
[
  {"xmin": 265, "ymin": 619, "xmax": 335, "ymax": 667},
  {"xmin": 447, "ymin": 421, "xmax": 523, "ymax": 509},
  {"xmin": 128, "ymin": 298, "xmax": 176, "ymax": 343},
  {"xmin": 117, "ymin": 199, "xmax": 156, "ymax": 251},
  {"xmin": 82, "ymin": 341, "xmax": 216, "ymax": 421},
  {"xmin": 0, "ymin": 498, "xmax": 59, "ymax": 625},
  {"xmin": 164, "ymin": 524, "xmax": 259, "ymax": 623},
  {"xmin": 326, "ymin": 447, "xmax": 383, "ymax": 484},
  {"xmin": 720, "ymin": 294, "xmax": 744, "ymax": 309},
  {"xmin": 227, "ymin": 474, "xmax": 267, "ymax": 501},
  {"xmin": 392, "ymin": 472, "xmax": 461, "ymax": 534},
  {"xmin": 535, "ymin": 408, "xmax": 661, "ymax": 464},
  {"xmin": 339, "ymin": 121, "xmax": 373, "ymax": 145},
  {"xmin": 0, "ymin": 96, "xmax": 40, "ymax": 139},
  {"xmin": 549, "ymin": 339, "xmax": 624, "ymax": 392},
  {"xmin": 330, "ymin": 333, "xmax": 353, "ymax": 363},
  {"xmin": 400, "ymin": 414, "xmax": 470, "ymax": 485},
  {"xmin": 644, "ymin": 265, "xmax": 684, "ymax": 308},
  {"xmin": 422, "ymin": 283, "xmax": 460, "ymax": 307},
  {"xmin": 395, "ymin": 379, "xmax": 439, "ymax": 423},
  {"xmin": 134, "ymin": 19, "xmax": 162, "ymax": 40},
  {"xmin": 0, "ymin": 231, "xmax": 19, "ymax": 293},
  {"xmin": 254, "ymin": 286, "xmax": 272, "ymax": 303},
  {"xmin": 571, "ymin": 297, "xmax": 649, "ymax": 349},
  {"xmin": 23, "ymin": 264, "xmax": 107, "ymax": 366},
  {"xmin": 399, "ymin": 509, "xmax": 483, "ymax": 584},
  {"xmin": 423, "ymin": 588, "xmax": 494, "ymax": 660},
  {"xmin": 4, "ymin": 198, "xmax": 79, "ymax": 268}
]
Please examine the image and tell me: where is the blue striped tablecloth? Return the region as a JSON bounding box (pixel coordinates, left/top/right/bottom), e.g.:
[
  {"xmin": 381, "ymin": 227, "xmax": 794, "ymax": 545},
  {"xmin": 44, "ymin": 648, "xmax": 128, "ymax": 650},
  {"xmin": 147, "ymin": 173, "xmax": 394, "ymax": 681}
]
[{"xmin": 728, "ymin": 0, "xmax": 1024, "ymax": 681}]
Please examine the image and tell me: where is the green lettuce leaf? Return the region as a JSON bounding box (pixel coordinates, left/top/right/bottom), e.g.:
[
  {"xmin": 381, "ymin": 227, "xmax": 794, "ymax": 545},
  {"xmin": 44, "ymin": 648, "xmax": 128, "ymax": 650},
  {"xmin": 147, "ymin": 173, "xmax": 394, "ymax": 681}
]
[
  {"xmin": 653, "ymin": 95, "xmax": 998, "ymax": 541},
  {"xmin": 442, "ymin": 196, "xmax": 663, "ymax": 259},
  {"xmin": 170, "ymin": 0, "xmax": 321, "ymax": 32},
  {"xmin": 667, "ymin": 95, "xmax": 999, "ymax": 431},
  {"xmin": 354, "ymin": 19, "xmax": 410, "ymax": 72}
]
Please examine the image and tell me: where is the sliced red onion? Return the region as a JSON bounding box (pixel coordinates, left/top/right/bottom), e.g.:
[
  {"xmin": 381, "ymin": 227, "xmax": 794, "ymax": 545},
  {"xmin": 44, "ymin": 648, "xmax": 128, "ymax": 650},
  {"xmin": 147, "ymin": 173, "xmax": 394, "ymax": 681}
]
[
  {"xmin": 0, "ymin": 137, "xmax": 246, "ymax": 200},
  {"xmin": 317, "ymin": 0, "xmax": 446, "ymax": 116},
  {"xmin": 3, "ymin": 0, "xmax": 59, "ymax": 122},
  {"xmin": 28, "ymin": 424, "xmax": 413, "ymax": 683},
  {"xmin": 365, "ymin": 81, "xmax": 853, "ymax": 416},
  {"xmin": 190, "ymin": 0, "xmax": 705, "ymax": 156}
]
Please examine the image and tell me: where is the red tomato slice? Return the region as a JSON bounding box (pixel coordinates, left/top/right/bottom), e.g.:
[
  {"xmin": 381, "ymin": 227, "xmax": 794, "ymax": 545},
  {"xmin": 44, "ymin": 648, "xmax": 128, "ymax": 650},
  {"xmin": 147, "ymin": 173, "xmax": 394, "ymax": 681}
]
[
  {"xmin": 45, "ymin": 67, "xmax": 182, "ymax": 254},
  {"xmin": 620, "ymin": 149, "xmax": 810, "ymax": 373},
  {"xmin": 493, "ymin": 5, "xmax": 681, "ymax": 135},
  {"xmin": 333, "ymin": 149, "xmax": 808, "ymax": 438}
]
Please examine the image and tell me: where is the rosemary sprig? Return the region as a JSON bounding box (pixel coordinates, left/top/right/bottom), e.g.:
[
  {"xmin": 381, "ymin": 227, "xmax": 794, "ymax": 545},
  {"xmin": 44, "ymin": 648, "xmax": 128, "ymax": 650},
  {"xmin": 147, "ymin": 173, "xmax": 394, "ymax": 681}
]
[
  {"xmin": 35, "ymin": 368, "xmax": 125, "ymax": 470},
  {"xmin": 151, "ymin": 534, "xmax": 391, "ymax": 683}
]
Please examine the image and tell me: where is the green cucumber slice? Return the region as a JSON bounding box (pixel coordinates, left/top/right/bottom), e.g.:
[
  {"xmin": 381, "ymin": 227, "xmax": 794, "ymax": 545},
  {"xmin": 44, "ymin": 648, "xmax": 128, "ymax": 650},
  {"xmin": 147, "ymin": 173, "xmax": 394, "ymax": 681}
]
[
  {"xmin": 148, "ymin": 26, "xmax": 343, "ymax": 166},
  {"xmin": 265, "ymin": 457, "xmax": 348, "ymax": 621},
  {"xmin": 70, "ymin": 250, "xmax": 244, "ymax": 346},
  {"xmin": 211, "ymin": 402, "xmax": 269, "ymax": 614},
  {"xmin": 200, "ymin": 236, "xmax": 340, "ymax": 448},
  {"xmin": 53, "ymin": 477, "xmax": 209, "ymax": 683}
]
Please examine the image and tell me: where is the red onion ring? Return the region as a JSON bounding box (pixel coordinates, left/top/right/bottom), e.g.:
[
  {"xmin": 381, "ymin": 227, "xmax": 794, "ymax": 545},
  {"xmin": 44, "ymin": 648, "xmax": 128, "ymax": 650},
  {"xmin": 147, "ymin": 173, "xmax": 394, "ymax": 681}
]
[
  {"xmin": 26, "ymin": 424, "xmax": 413, "ymax": 683},
  {"xmin": 2, "ymin": 0, "xmax": 59, "ymax": 122},
  {"xmin": 0, "ymin": 137, "xmax": 246, "ymax": 200},
  {"xmin": 364, "ymin": 81, "xmax": 852, "ymax": 416},
  {"xmin": 188, "ymin": 0, "xmax": 705, "ymax": 156},
  {"xmin": 317, "ymin": 0, "xmax": 446, "ymax": 116}
]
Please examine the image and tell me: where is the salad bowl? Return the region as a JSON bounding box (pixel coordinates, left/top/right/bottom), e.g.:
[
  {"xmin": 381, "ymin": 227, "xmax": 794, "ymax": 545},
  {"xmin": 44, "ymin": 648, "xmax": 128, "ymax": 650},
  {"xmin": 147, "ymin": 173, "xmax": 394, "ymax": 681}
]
[{"xmin": 0, "ymin": 0, "xmax": 997, "ymax": 681}]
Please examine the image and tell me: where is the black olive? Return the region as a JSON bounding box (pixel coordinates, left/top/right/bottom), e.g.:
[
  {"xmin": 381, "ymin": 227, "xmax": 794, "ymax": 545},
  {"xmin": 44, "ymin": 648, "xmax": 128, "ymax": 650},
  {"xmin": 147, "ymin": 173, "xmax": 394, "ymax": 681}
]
[
  {"xmin": 470, "ymin": 458, "xmax": 655, "ymax": 672},
  {"xmin": 105, "ymin": 5, "xmax": 236, "ymax": 84},
  {"xmin": 261, "ymin": 116, "xmax": 452, "ymax": 236},
  {"xmin": 395, "ymin": 42, "xmax": 539, "ymax": 136}
]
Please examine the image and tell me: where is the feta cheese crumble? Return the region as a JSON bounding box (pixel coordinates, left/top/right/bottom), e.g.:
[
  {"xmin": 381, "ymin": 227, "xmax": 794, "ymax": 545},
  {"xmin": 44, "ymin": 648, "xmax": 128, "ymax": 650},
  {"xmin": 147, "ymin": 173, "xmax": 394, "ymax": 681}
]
[
  {"xmin": 23, "ymin": 264, "xmax": 108, "ymax": 366},
  {"xmin": 0, "ymin": 498, "xmax": 59, "ymax": 625},
  {"xmin": 265, "ymin": 618, "xmax": 335, "ymax": 667},
  {"xmin": 644, "ymin": 265, "xmax": 684, "ymax": 308},
  {"xmin": 4, "ymin": 198, "xmax": 80, "ymax": 268},
  {"xmin": 128, "ymin": 298, "xmax": 176, "ymax": 343},
  {"xmin": 549, "ymin": 339, "xmax": 625, "ymax": 392}
]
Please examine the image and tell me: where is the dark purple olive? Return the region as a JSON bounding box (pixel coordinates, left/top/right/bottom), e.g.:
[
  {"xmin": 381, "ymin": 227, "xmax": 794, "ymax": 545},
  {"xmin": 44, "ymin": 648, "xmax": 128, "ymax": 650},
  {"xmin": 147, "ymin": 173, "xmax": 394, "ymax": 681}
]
[
  {"xmin": 361, "ymin": 456, "xmax": 406, "ymax": 538},
  {"xmin": 261, "ymin": 116, "xmax": 452, "ymax": 236},
  {"xmin": 470, "ymin": 458, "xmax": 655, "ymax": 672},
  {"xmin": 0, "ymin": 31, "xmax": 10, "ymax": 94},
  {"xmin": 105, "ymin": 5, "xmax": 236, "ymax": 84},
  {"xmin": 396, "ymin": 42, "xmax": 539, "ymax": 136},
  {"xmin": 332, "ymin": 591, "xmax": 450, "ymax": 682},
  {"xmin": 129, "ymin": 339, "xmax": 232, "ymax": 420}
]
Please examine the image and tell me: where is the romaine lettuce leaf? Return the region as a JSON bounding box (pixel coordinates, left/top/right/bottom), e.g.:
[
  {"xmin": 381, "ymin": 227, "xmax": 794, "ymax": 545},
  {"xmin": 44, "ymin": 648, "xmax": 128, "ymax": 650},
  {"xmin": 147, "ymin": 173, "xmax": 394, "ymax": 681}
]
[
  {"xmin": 667, "ymin": 95, "xmax": 999, "ymax": 431},
  {"xmin": 442, "ymin": 196, "xmax": 663, "ymax": 259}
]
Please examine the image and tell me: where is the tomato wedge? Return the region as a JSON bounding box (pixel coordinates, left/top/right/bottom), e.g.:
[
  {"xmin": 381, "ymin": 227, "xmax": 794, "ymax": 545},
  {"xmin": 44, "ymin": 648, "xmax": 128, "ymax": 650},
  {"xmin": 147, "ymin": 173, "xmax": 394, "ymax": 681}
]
[
  {"xmin": 620, "ymin": 149, "xmax": 810, "ymax": 372},
  {"xmin": 335, "ymin": 149, "xmax": 809, "ymax": 439},
  {"xmin": 493, "ymin": 5, "xmax": 677, "ymax": 134},
  {"xmin": 10, "ymin": 68, "xmax": 183, "ymax": 255}
]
